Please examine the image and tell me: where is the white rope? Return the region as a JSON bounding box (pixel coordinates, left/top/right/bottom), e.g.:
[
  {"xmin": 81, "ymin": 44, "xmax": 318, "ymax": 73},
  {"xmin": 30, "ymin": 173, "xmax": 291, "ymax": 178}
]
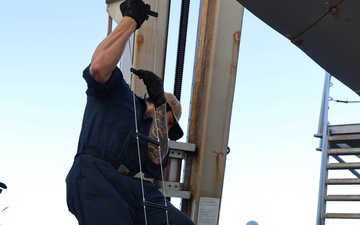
[
  {"xmin": 107, "ymin": 13, "xmax": 149, "ymax": 225},
  {"xmin": 151, "ymin": 1, "xmax": 170, "ymax": 224},
  {"xmin": 132, "ymin": 90, "xmax": 149, "ymax": 225},
  {"xmin": 152, "ymin": 111, "xmax": 170, "ymax": 225},
  {"xmin": 119, "ymin": 1, "xmax": 170, "ymax": 224}
]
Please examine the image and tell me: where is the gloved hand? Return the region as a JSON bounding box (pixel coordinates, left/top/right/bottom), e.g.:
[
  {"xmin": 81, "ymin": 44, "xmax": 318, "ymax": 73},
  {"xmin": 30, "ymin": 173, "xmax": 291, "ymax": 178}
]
[
  {"xmin": 120, "ymin": 0, "xmax": 150, "ymax": 29},
  {"xmin": 137, "ymin": 69, "xmax": 166, "ymax": 108}
]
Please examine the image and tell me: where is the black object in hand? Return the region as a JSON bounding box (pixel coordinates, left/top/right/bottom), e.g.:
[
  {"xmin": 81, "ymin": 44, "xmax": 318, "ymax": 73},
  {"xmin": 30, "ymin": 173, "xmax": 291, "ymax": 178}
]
[
  {"xmin": 120, "ymin": 0, "xmax": 158, "ymax": 29},
  {"xmin": 131, "ymin": 68, "xmax": 166, "ymax": 108}
]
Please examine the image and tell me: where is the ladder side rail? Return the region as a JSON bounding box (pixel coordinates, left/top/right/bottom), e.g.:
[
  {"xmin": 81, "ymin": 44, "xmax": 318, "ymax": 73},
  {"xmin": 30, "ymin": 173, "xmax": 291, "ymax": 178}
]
[{"xmin": 316, "ymin": 72, "xmax": 332, "ymax": 225}]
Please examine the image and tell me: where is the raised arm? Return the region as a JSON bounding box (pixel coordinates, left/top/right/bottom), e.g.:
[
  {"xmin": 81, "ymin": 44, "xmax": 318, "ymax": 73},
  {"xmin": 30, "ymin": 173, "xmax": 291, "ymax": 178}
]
[
  {"xmin": 90, "ymin": 17, "xmax": 136, "ymax": 84},
  {"xmin": 90, "ymin": 0, "xmax": 151, "ymax": 84},
  {"xmin": 134, "ymin": 69, "xmax": 168, "ymax": 164}
]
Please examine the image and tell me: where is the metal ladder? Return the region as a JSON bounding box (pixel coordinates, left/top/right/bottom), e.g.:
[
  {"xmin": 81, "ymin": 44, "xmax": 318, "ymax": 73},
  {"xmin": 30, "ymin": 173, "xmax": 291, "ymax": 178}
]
[
  {"xmin": 316, "ymin": 73, "xmax": 360, "ymax": 225},
  {"xmin": 155, "ymin": 140, "xmax": 195, "ymax": 200}
]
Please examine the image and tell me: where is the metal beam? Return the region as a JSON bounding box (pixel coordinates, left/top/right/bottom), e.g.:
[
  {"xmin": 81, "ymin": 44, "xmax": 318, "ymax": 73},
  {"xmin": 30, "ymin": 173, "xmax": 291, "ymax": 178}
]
[
  {"xmin": 182, "ymin": 1, "xmax": 244, "ymax": 224},
  {"xmin": 131, "ymin": 0, "xmax": 170, "ymax": 97},
  {"xmin": 106, "ymin": 0, "xmax": 170, "ymax": 95},
  {"xmin": 237, "ymin": 0, "xmax": 360, "ymax": 95}
]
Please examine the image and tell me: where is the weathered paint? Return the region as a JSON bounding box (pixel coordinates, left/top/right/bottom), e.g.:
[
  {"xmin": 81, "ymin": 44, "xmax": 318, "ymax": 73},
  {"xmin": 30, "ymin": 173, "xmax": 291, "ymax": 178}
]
[{"xmin": 182, "ymin": 1, "xmax": 244, "ymax": 223}]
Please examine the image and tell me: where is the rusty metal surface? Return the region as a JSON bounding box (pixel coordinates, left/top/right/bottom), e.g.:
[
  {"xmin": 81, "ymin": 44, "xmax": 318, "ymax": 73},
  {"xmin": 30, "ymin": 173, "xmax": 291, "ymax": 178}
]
[
  {"xmin": 131, "ymin": 0, "xmax": 170, "ymax": 97},
  {"xmin": 106, "ymin": 0, "xmax": 170, "ymax": 96},
  {"xmin": 182, "ymin": 0, "xmax": 244, "ymax": 223},
  {"xmin": 237, "ymin": 0, "xmax": 360, "ymax": 95}
]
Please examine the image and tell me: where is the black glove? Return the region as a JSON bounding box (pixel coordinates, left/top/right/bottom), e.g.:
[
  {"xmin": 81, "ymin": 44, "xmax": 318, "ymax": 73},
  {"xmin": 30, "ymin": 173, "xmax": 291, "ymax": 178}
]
[
  {"xmin": 137, "ymin": 69, "xmax": 166, "ymax": 108},
  {"xmin": 120, "ymin": 0, "xmax": 150, "ymax": 29}
]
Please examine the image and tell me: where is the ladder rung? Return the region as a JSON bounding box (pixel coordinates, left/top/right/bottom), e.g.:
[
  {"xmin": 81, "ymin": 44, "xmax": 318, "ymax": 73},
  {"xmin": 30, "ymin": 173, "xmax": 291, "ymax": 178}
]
[
  {"xmin": 325, "ymin": 213, "xmax": 360, "ymax": 219},
  {"xmin": 143, "ymin": 201, "xmax": 168, "ymax": 210},
  {"xmin": 328, "ymin": 148, "xmax": 360, "ymax": 155},
  {"xmin": 327, "ymin": 162, "xmax": 360, "ymax": 169},
  {"xmin": 327, "ymin": 178, "xmax": 360, "ymax": 185},
  {"xmin": 328, "ymin": 134, "xmax": 360, "ymax": 141},
  {"xmin": 325, "ymin": 195, "xmax": 360, "ymax": 201},
  {"xmin": 136, "ymin": 133, "xmax": 160, "ymax": 146}
]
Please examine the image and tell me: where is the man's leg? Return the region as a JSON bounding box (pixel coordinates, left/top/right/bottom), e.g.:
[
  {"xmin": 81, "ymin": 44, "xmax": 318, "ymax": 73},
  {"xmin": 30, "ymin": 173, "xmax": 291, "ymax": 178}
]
[
  {"xmin": 134, "ymin": 181, "xmax": 195, "ymax": 225},
  {"xmin": 68, "ymin": 155, "xmax": 137, "ymax": 225}
]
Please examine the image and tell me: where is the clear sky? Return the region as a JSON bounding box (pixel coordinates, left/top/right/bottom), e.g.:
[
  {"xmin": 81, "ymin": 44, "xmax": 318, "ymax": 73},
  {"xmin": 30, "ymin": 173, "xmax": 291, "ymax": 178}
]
[{"xmin": 1, "ymin": 1, "xmax": 360, "ymax": 225}]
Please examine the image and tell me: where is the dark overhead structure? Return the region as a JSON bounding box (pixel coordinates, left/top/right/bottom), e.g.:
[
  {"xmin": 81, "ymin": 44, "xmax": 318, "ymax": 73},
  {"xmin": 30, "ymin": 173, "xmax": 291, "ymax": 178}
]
[{"xmin": 237, "ymin": 0, "xmax": 360, "ymax": 95}]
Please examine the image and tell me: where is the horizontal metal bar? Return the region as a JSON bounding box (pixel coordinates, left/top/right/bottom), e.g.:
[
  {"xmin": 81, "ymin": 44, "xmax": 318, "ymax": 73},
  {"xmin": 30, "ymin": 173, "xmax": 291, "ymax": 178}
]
[
  {"xmin": 328, "ymin": 124, "xmax": 360, "ymax": 135},
  {"xmin": 331, "ymin": 155, "xmax": 360, "ymax": 178},
  {"xmin": 327, "ymin": 178, "xmax": 360, "ymax": 185},
  {"xmin": 325, "ymin": 213, "xmax": 360, "ymax": 219},
  {"xmin": 105, "ymin": 0, "xmax": 120, "ymax": 4},
  {"xmin": 328, "ymin": 148, "xmax": 360, "ymax": 155},
  {"xmin": 143, "ymin": 201, "xmax": 167, "ymax": 210},
  {"xmin": 159, "ymin": 189, "xmax": 191, "ymax": 199},
  {"xmin": 137, "ymin": 132, "xmax": 160, "ymax": 146},
  {"xmin": 169, "ymin": 140, "xmax": 196, "ymax": 152},
  {"xmin": 156, "ymin": 181, "xmax": 184, "ymax": 191},
  {"xmin": 327, "ymin": 162, "xmax": 360, "ymax": 169},
  {"xmin": 325, "ymin": 195, "xmax": 360, "ymax": 201},
  {"xmin": 328, "ymin": 134, "xmax": 360, "ymax": 141}
]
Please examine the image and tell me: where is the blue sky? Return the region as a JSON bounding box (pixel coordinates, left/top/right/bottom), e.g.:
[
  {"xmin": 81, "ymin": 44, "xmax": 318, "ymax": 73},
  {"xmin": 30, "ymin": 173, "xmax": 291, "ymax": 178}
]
[{"xmin": 1, "ymin": 1, "xmax": 360, "ymax": 225}]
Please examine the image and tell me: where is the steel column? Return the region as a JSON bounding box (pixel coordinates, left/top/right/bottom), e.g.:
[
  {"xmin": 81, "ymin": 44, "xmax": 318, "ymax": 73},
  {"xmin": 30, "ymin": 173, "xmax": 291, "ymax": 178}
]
[
  {"xmin": 131, "ymin": 0, "xmax": 170, "ymax": 96},
  {"xmin": 107, "ymin": 0, "xmax": 170, "ymax": 95},
  {"xmin": 182, "ymin": 1, "xmax": 244, "ymax": 224}
]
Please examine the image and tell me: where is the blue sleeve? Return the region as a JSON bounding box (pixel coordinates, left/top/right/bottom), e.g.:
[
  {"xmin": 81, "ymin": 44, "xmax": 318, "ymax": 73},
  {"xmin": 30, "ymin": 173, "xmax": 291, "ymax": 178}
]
[{"xmin": 82, "ymin": 64, "xmax": 124, "ymax": 96}]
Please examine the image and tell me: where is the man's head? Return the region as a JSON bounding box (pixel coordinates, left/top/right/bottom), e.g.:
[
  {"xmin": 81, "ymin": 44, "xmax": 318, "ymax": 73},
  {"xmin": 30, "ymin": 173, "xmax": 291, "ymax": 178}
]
[{"xmin": 165, "ymin": 93, "xmax": 183, "ymax": 141}]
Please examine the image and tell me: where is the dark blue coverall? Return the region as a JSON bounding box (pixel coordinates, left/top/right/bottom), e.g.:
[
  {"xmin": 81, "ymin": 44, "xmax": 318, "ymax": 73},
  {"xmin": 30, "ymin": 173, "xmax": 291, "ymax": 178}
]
[{"xmin": 66, "ymin": 65, "xmax": 194, "ymax": 225}]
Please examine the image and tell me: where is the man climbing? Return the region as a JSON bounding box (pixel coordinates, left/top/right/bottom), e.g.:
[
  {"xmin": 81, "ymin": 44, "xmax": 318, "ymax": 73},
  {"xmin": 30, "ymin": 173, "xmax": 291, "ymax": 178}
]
[{"xmin": 65, "ymin": 0, "xmax": 194, "ymax": 225}]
